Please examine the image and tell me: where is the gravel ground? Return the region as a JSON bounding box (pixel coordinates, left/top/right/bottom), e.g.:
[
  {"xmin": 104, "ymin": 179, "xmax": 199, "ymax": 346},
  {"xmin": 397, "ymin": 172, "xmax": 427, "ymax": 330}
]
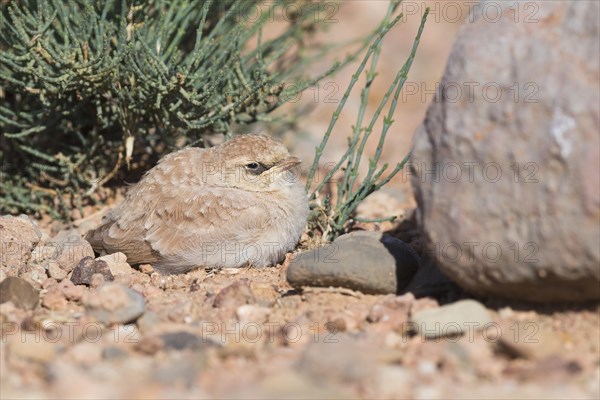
[{"xmin": 1, "ymin": 208, "xmax": 599, "ymax": 400}]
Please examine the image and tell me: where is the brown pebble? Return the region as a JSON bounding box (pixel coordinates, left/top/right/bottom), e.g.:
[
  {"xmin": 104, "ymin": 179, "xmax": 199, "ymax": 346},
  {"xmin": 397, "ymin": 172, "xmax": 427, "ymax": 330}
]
[
  {"xmin": 140, "ymin": 264, "xmax": 154, "ymax": 274},
  {"xmin": 213, "ymin": 280, "xmax": 256, "ymax": 309},
  {"xmin": 58, "ymin": 279, "xmax": 84, "ymax": 301},
  {"xmin": 90, "ymin": 274, "xmax": 105, "ymax": 288},
  {"xmin": 135, "ymin": 335, "xmax": 164, "ymax": 355},
  {"xmin": 71, "ymin": 257, "xmax": 114, "ymax": 286},
  {"xmin": 41, "ymin": 285, "xmax": 68, "ymax": 310},
  {"xmin": 42, "ymin": 277, "xmax": 58, "ymax": 289},
  {"xmin": 190, "ymin": 279, "xmax": 201, "ymax": 292}
]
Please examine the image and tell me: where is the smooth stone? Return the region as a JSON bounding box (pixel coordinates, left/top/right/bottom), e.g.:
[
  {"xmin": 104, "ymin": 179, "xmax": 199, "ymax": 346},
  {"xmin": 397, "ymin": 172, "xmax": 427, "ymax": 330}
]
[
  {"xmin": 160, "ymin": 331, "xmax": 203, "ymax": 351},
  {"xmin": 287, "ymin": 231, "xmax": 419, "ymax": 295},
  {"xmin": 102, "ymin": 346, "xmax": 128, "ymax": 360},
  {"xmin": 0, "ymin": 276, "xmax": 39, "ymax": 310},
  {"xmin": 410, "ymin": 299, "xmax": 493, "ymax": 339},
  {"xmin": 83, "ymin": 283, "xmax": 145, "ymax": 325},
  {"xmin": 212, "ymin": 280, "xmax": 256, "ymax": 308}
]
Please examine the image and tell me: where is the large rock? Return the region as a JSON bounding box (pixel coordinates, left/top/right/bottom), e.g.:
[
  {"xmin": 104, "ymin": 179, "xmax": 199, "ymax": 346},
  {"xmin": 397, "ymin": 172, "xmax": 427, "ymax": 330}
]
[{"xmin": 410, "ymin": 1, "xmax": 600, "ymax": 302}]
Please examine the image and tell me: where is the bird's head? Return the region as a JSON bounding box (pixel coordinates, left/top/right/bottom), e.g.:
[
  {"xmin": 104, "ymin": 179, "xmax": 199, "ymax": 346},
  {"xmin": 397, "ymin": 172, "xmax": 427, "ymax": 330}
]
[{"xmin": 208, "ymin": 134, "xmax": 303, "ymax": 192}]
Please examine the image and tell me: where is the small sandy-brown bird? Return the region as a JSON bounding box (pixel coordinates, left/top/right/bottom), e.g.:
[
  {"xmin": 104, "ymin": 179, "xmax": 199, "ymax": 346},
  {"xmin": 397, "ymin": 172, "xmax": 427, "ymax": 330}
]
[{"xmin": 86, "ymin": 134, "xmax": 309, "ymax": 273}]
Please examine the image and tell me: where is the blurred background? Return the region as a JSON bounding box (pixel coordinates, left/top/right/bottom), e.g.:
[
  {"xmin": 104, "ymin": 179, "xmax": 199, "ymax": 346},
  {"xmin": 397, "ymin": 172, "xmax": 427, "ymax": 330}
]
[{"xmin": 280, "ymin": 1, "xmax": 469, "ymax": 202}]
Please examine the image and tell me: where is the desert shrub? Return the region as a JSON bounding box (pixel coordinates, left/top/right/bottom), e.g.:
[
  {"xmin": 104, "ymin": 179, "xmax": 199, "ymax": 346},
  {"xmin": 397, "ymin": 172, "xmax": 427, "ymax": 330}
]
[{"xmin": 0, "ymin": 0, "xmax": 344, "ymax": 219}]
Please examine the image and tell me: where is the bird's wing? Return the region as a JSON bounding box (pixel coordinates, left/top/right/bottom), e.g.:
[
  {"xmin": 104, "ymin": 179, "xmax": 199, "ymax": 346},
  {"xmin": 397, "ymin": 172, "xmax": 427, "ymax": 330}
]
[
  {"xmin": 85, "ymin": 188, "xmax": 161, "ymax": 265},
  {"xmin": 142, "ymin": 187, "xmax": 272, "ymax": 270},
  {"xmin": 87, "ymin": 186, "xmax": 271, "ymax": 268}
]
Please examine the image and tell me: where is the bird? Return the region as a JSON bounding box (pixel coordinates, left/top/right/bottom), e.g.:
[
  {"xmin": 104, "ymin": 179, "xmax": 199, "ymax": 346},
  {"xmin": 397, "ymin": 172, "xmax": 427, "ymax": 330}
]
[{"xmin": 85, "ymin": 134, "xmax": 309, "ymax": 274}]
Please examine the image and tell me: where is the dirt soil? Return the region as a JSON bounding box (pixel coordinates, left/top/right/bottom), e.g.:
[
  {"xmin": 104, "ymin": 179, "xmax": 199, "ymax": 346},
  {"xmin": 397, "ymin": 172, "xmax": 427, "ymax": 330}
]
[{"xmin": 1, "ymin": 206, "xmax": 599, "ymax": 399}]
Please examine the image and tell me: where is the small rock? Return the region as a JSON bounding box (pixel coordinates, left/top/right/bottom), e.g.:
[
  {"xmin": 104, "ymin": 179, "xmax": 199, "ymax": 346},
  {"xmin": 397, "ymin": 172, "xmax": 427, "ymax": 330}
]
[
  {"xmin": 326, "ymin": 314, "xmax": 358, "ymax": 333},
  {"xmin": 58, "ymin": 279, "xmax": 84, "ymax": 301},
  {"xmin": 64, "ymin": 341, "xmax": 103, "ymax": 366},
  {"xmin": 298, "ymin": 334, "xmax": 379, "ymax": 385},
  {"xmin": 497, "ymin": 321, "xmax": 564, "ymax": 360},
  {"xmin": 287, "ymin": 231, "xmax": 419, "ymax": 295},
  {"xmin": 46, "ymin": 260, "xmax": 68, "ymax": 281},
  {"xmin": 135, "ymin": 335, "xmax": 164, "ymax": 355},
  {"xmin": 367, "ymin": 293, "xmax": 414, "ymax": 332},
  {"xmin": 96, "ymin": 252, "xmax": 132, "ymax": 276},
  {"xmin": 0, "ymin": 215, "xmax": 42, "ymax": 270},
  {"xmin": 136, "ymin": 310, "xmax": 161, "ymax": 333},
  {"xmin": 221, "ymin": 268, "xmax": 241, "ymax": 276},
  {"xmin": 0, "ymin": 277, "xmax": 39, "ymax": 310},
  {"xmin": 82, "ymin": 283, "xmax": 145, "ymax": 325},
  {"xmin": 7, "ymin": 334, "xmax": 56, "ymax": 363},
  {"xmin": 213, "ymin": 280, "xmax": 256, "ymax": 308},
  {"xmin": 30, "ymin": 244, "xmax": 59, "ymax": 264},
  {"xmin": 150, "ymin": 272, "xmax": 166, "ymax": 288},
  {"xmin": 26, "ymin": 264, "xmax": 48, "ymax": 288},
  {"xmin": 50, "ymin": 230, "xmax": 95, "ymax": 272},
  {"xmin": 42, "ymin": 277, "xmax": 58, "ymax": 289},
  {"xmin": 166, "ymin": 301, "xmax": 195, "ymax": 324},
  {"xmin": 90, "ymin": 273, "xmax": 105, "ymax": 288},
  {"xmin": 160, "ymin": 331, "xmax": 203, "ymax": 351},
  {"xmin": 410, "ymin": 299, "xmax": 493, "ymax": 339},
  {"xmin": 41, "ymin": 284, "xmax": 68, "ymax": 310},
  {"xmin": 153, "ymin": 356, "xmax": 200, "ymax": 387},
  {"xmin": 102, "ymin": 346, "xmax": 128, "ymax": 360},
  {"xmin": 190, "ymin": 279, "xmax": 201, "ymax": 292},
  {"xmin": 114, "ymin": 275, "xmax": 133, "ymax": 289},
  {"xmin": 139, "ymin": 264, "xmax": 154, "ymax": 274},
  {"xmin": 71, "ymin": 257, "xmax": 114, "ymax": 286},
  {"xmin": 236, "ymin": 304, "xmax": 271, "ymax": 324}
]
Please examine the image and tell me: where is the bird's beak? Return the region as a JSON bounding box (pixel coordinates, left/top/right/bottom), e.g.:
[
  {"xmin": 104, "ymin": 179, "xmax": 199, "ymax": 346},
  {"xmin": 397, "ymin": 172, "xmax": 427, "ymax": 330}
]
[{"xmin": 276, "ymin": 156, "xmax": 302, "ymax": 172}]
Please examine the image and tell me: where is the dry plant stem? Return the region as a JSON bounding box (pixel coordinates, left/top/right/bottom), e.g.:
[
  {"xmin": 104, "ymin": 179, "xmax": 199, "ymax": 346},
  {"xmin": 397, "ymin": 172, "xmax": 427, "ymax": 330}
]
[
  {"xmin": 307, "ymin": 6, "xmax": 430, "ymax": 241},
  {"xmin": 339, "ymin": 0, "xmax": 402, "ymax": 206},
  {"xmin": 305, "ymin": 3, "xmax": 405, "ymax": 194}
]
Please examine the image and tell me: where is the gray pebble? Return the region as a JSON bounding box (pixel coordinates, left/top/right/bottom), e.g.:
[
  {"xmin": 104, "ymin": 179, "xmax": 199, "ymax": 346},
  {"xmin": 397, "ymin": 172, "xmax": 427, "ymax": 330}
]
[
  {"xmin": 160, "ymin": 331, "xmax": 204, "ymax": 351},
  {"xmin": 83, "ymin": 283, "xmax": 145, "ymax": 325},
  {"xmin": 409, "ymin": 299, "xmax": 493, "ymax": 339},
  {"xmin": 0, "ymin": 276, "xmax": 39, "ymax": 310}
]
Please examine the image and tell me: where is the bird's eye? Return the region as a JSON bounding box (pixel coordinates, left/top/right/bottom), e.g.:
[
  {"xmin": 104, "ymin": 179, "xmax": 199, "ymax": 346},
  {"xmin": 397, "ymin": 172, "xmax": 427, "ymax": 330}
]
[{"xmin": 244, "ymin": 162, "xmax": 267, "ymax": 175}]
